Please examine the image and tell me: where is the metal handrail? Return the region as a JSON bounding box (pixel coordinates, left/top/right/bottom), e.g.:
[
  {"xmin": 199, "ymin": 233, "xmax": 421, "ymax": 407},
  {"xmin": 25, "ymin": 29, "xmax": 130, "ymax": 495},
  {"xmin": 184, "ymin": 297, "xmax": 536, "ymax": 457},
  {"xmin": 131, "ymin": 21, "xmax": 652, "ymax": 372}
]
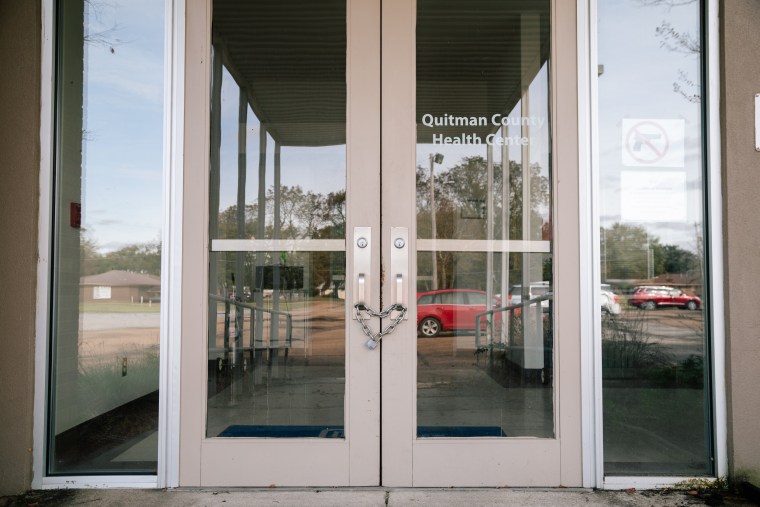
[
  {"xmin": 475, "ymin": 294, "xmax": 552, "ymax": 349},
  {"xmin": 209, "ymin": 294, "xmax": 293, "ymax": 350}
]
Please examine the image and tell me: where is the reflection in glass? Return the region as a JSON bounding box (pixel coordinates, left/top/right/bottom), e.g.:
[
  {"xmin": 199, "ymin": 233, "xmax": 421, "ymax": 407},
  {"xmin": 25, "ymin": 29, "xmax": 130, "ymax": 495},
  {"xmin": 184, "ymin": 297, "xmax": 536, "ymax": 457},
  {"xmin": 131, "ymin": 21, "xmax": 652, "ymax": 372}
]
[
  {"xmin": 49, "ymin": 0, "xmax": 164, "ymax": 474},
  {"xmin": 207, "ymin": 252, "xmax": 345, "ymax": 437},
  {"xmin": 415, "ymin": 0, "xmax": 553, "ymax": 438},
  {"xmin": 598, "ymin": 0, "xmax": 712, "ymax": 475},
  {"xmin": 207, "ymin": 0, "xmax": 347, "ymax": 438}
]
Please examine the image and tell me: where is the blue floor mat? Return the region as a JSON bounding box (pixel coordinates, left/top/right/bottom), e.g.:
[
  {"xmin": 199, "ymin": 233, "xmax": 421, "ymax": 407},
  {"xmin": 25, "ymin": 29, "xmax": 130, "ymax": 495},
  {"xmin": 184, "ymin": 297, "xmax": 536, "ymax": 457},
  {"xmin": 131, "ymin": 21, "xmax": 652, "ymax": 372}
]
[
  {"xmin": 218, "ymin": 425, "xmax": 344, "ymax": 438},
  {"xmin": 417, "ymin": 426, "xmax": 507, "ymax": 437},
  {"xmin": 217, "ymin": 425, "xmax": 506, "ymax": 438}
]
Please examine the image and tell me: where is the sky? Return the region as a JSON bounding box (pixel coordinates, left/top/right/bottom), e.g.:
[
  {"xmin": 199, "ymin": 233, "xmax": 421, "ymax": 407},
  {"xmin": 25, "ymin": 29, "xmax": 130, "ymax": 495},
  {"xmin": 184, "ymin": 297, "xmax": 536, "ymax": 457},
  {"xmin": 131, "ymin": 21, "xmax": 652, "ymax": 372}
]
[
  {"xmin": 597, "ymin": 0, "xmax": 704, "ymax": 251},
  {"xmin": 79, "ymin": 0, "xmax": 166, "ymax": 252},
  {"xmin": 216, "ymin": 67, "xmax": 346, "ymax": 215}
]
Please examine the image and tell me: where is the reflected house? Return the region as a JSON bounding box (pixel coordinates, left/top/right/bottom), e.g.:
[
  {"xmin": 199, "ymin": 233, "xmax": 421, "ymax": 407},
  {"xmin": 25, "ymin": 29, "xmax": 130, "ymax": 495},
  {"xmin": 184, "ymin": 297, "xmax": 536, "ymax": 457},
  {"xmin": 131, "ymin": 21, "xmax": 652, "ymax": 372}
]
[{"xmin": 80, "ymin": 270, "xmax": 161, "ymax": 304}]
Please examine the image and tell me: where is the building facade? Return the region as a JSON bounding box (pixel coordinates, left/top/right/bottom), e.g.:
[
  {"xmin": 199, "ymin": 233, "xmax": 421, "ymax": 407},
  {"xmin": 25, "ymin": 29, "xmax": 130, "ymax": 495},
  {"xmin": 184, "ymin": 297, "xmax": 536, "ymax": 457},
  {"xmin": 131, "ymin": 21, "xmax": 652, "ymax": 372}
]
[{"xmin": 1, "ymin": 0, "xmax": 759, "ymax": 494}]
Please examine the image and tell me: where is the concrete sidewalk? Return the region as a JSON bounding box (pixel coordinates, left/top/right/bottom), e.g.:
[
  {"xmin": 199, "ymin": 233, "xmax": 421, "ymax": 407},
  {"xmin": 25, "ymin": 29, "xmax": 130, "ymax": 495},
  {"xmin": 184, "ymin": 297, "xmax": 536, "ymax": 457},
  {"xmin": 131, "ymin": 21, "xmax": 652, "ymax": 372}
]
[{"xmin": 3, "ymin": 487, "xmax": 756, "ymax": 506}]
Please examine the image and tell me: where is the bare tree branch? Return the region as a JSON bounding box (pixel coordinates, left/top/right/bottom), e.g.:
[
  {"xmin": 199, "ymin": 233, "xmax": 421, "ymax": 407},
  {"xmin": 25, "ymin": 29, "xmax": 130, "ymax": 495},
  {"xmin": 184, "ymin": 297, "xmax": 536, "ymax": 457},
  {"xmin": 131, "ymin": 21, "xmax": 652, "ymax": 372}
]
[
  {"xmin": 83, "ymin": 0, "xmax": 129, "ymax": 53},
  {"xmin": 655, "ymin": 21, "xmax": 700, "ymax": 55},
  {"xmin": 635, "ymin": 0, "xmax": 697, "ymax": 10}
]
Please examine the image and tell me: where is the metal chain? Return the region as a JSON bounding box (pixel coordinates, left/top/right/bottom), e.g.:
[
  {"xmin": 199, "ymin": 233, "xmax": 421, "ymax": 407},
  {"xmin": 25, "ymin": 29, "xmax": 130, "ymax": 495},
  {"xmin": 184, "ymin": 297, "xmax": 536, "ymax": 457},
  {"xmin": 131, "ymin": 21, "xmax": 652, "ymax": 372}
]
[{"xmin": 354, "ymin": 303, "xmax": 408, "ymax": 349}]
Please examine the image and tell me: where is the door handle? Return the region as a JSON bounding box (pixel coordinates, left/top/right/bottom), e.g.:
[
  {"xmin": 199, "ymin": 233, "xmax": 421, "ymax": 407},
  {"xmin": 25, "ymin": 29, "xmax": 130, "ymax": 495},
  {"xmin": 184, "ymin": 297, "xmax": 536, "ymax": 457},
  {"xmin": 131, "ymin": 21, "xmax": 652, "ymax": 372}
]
[
  {"xmin": 352, "ymin": 226, "xmax": 409, "ymax": 348},
  {"xmin": 353, "ymin": 227, "xmax": 372, "ymax": 316},
  {"xmin": 390, "ymin": 227, "xmax": 409, "ymax": 319},
  {"xmin": 357, "ymin": 273, "xmax": 366, "ymax": 305}
]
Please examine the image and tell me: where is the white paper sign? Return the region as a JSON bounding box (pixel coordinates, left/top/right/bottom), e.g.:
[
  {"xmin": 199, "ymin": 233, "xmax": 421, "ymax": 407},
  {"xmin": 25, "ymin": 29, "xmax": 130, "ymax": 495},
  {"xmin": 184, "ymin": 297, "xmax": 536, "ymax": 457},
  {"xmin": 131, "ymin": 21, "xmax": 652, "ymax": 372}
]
[
  {"xmin": 621, "ymin": 171, "xmax": 687, "ymax": 222},
  {"xmin": 622, "ymin": 119, "xmax": 685, "ymax": 167}
]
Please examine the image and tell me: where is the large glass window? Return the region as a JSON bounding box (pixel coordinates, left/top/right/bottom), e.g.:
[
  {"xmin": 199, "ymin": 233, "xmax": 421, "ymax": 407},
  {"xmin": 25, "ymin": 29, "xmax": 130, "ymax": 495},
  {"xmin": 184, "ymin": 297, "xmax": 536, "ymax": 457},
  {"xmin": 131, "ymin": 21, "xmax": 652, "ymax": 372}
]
[
  {"xmin": 49, "ymin": 0, "xmax": 165, "ymax": 474},
  {"xmin": 597, "ymin": 0, "xmax": 712, "ymax": 475}
]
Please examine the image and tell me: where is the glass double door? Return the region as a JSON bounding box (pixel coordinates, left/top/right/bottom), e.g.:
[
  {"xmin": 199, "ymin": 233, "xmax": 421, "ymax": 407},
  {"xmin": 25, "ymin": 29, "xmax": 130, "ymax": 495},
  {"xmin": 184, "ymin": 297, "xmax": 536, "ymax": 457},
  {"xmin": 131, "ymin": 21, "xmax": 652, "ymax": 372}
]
[{"xmin": 180, "ymin": 0, "xmax": 582, "ymax": 487}]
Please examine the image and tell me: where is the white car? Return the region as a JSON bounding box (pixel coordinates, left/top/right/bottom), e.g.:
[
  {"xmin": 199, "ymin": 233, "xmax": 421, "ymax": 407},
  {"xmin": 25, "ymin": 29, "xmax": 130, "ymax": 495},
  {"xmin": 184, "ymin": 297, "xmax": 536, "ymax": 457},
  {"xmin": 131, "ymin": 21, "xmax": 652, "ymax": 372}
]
[
  {"xmin": 508, "ymin": 282, "xmax": 620, "ymax": 315},
  {"xmin": 601, "ymin": 284, "xmax": 621, "ymax": 315},
  {"xmin": 507, "ymin": 282, "xmax": 551, "ymax": 311}
]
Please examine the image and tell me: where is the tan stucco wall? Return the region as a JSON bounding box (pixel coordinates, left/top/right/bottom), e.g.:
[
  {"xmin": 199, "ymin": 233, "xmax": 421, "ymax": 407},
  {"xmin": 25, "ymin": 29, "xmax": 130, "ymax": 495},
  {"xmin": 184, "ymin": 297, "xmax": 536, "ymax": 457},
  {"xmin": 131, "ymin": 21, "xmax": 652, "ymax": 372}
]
[
  {"xmin": 0, "ymin": 0, "xmax": 41, "ymax": 496},
  {"xmin": 721, "ymin": 0, "xmax": 760, "ymax": 486}
]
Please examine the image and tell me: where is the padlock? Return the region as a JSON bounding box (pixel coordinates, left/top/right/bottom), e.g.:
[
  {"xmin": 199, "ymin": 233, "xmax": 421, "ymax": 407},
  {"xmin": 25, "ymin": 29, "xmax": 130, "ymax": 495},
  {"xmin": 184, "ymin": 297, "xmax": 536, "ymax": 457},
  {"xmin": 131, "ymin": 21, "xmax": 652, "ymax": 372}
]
[{"xmin": 366, "ymin": 338, "xmax": 378, "ymax": 350}]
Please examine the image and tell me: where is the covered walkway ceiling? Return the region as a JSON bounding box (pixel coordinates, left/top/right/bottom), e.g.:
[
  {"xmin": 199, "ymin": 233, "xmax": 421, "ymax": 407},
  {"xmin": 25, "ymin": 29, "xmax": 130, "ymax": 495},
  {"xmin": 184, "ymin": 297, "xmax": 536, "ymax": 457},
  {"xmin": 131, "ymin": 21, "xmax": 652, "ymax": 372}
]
[{"xmin": 212, "ymin": 0, "xmax": 550, "ymax": 147}]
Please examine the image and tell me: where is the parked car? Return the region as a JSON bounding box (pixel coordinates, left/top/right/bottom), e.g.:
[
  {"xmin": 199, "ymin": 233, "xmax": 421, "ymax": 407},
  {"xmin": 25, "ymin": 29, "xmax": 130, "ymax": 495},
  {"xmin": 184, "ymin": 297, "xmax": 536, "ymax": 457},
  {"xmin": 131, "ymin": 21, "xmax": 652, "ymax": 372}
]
[
  {"xmin": 629, "ymin": 285, "xmax": 701, "ymax": 310},
  {"xmin": 600, "ymin": 284, "xmax": 621, "ymax": 315},
  {"xmin": 507, "ymin": 282, "xmax": 621, "ymax": 315},
  {"xmin": 507, "ymin": 282, "xmax": 551, "ymax": 310},
  {"xmin": 416, "ymin": 289, "xmax": 500, "ymax": 337},
  {"xmin": 630, "ymin": 285, "xmax": 671, "ymax": 294}
]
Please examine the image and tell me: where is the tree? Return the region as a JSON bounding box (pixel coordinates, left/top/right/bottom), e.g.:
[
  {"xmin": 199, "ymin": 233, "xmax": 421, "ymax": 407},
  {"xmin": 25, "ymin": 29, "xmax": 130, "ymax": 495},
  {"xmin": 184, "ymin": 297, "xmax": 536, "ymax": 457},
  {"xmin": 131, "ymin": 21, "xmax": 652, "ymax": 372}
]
[
  {"xmin": 653, "ymin": 243, "xmax": 699, "ymax": 276},
  {"xmin": 601, "ymin": 223, "xmax": 656, "ymax": 280},
  {"xmin": 79, "ymin": 235, "xmax": 162, "ymax": 277},
  {"xmin": 601, "ymin": 223, "xmax": 699, "ymax": 281},
  {"xmin": 416, "ymin": 155, "xmax": 551, "ymax": 289},
  {"xmin": 212, "ymin": 185, "xmax": 348, "ymax": 295},
  {"xmin": 80, "ymin": 236, "xmax": 105, "ymax": 275},
  {"xmin": 319, "ymin": 190, "xmax": 346, "ymax": 239},
  {"xmin": 297, "ymin": 191, "xmax": 326, "ymax": 238},
  {"xmin": 636, "ymin": 0, "xmax": 701, "ymax": 103},
  {"xmin": 215, "ymin": 203, "xmax": 259, "ymax": 239},
  {"xmin": 101, "ymin": 240, "xmax": 162, "ymax": 276},
  {"xmin": 267, "ymin": 185, "xmax": 305, "ymax": 238}
]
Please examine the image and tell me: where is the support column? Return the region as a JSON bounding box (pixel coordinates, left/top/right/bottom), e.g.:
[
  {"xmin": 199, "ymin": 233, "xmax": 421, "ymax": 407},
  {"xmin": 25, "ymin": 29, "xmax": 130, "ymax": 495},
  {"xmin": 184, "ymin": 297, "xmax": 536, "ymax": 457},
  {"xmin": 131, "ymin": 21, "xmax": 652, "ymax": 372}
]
[
  {"xmin": 501, "ymin": 125, "xmax": 511, "ymax": 345},
  {"xmin": 521, "ymin": 12, "xmax": 543, "ymax": 371},
  {"xmin": 231, "ymin": 88, "xmax": 247, "ymax": 399},
  {"xmin": 254, "ymin": 126, "xmax": 267, "ymax": 360},
  {"xmin": 208, "ymin": 45, "xmax": 223, "ymax": 351},
  {"xmin": 270, "ymin": 141, "xmax": 282, "ymax": 373},
  {"xmin": 486, "ymin": 143, "xmax": 495, "ymax": 339}
]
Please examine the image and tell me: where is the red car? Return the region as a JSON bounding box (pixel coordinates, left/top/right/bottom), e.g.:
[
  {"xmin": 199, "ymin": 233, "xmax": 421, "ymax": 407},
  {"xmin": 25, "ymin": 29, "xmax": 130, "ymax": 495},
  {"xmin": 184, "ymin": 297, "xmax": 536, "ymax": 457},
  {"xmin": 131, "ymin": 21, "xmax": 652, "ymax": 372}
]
[
  {"xmin": 629, "ymin": 286, "xmax": 701, "ymax": 310},
  {"xmin": 416, "ymin": 289, "xmax": 500, "ymax": 337}
]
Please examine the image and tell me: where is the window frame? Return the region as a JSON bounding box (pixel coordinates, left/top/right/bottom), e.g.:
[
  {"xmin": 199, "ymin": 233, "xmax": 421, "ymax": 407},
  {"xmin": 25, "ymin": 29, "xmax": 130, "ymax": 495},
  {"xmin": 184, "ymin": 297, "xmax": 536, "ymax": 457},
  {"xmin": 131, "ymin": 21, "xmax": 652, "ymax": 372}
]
[
  {"xmin": 582, "ymin": 0, "xmax": 728, "ymax": 489},
  {"xmin": 33, "ymin": 0, "xmax": 184, "ymax": 489}
]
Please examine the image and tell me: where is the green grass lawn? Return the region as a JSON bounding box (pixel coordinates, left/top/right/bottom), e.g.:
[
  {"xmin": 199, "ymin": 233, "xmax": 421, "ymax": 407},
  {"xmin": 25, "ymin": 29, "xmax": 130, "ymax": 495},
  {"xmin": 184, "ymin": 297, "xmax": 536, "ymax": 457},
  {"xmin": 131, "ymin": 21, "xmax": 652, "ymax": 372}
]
[
  {"xmin": 80, "ymin": 296, "xmax": 344, "ymax": 314},
  {"xmin": 80, "ymin": 302, "xmax": 161, "ymax": 313}
]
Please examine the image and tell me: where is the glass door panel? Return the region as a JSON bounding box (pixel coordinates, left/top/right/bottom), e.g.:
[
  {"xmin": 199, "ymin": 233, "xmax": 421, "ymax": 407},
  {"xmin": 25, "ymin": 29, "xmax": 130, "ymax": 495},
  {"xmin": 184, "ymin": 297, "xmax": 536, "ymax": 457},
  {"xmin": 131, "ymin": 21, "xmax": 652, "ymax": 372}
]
[
  {"xmin": 181, "ymin": 0, "xmax": 381, "ymax": 487},
  {"xmin": 415, "ymin": 0, "xmax": 554, "ymax": 439},
  {"xmin": 206, "ymin": 9, "xmax": 348, "ymax": 436},
  {"xmin": 380, "ymin": 0, "xmax": 581, "ymax": 487}
]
